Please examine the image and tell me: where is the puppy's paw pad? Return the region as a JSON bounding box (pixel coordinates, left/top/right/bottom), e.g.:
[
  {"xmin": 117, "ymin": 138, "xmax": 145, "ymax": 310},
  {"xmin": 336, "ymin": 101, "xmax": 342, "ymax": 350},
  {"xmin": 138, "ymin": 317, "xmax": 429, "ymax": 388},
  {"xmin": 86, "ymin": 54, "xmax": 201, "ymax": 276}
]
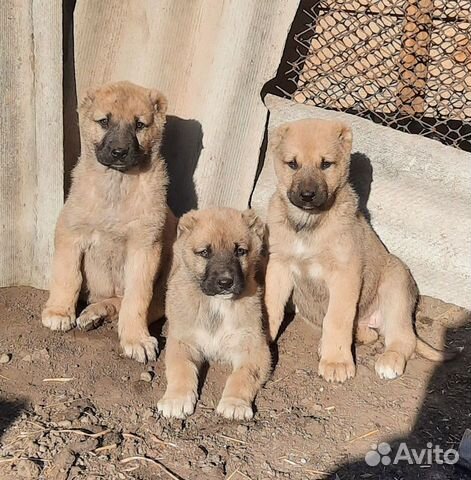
[
  {"xmin": 121, "ymin": 335, "xmax": 159, "ymax": 363},
  {"xmin": 318, "ymin": 358, "xmax": 356, "ymax": 383},
  {"xmin": 216, "ymin": 397, "xmax": 253, "ymax": 421},
  {"xmin": 42, "ymin": 308, "xmax": 76, "ymax": 331},
  {"xmin": 76, "ymin": 310, "xmax": 105, "ymax": 331},
  {"xmin": 157, "ymin": 394, "xmax": 196, "ymax": 419},
  {"xmin": 375, "ymin": 351, "xmax": 406, "ymax": 379}
]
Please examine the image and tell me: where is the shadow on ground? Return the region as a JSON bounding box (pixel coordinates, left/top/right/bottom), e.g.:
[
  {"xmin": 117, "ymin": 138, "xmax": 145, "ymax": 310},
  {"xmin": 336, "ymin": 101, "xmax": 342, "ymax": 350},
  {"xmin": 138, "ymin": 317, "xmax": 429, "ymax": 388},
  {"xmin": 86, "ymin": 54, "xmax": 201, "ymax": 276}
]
[
  {"xmin": 332, "ymin": 317, "xmax": 471, "ymax": 479},
  {"xmin": 0, "ymin": 399, "xmax": 27, "ymax": 441}
]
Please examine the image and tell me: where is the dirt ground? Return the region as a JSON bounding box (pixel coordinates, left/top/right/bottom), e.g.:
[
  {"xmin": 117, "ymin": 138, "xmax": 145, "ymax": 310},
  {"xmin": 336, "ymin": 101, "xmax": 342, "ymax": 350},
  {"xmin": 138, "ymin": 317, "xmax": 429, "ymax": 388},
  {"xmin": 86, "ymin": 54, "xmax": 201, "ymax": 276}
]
[{"xmin": 0, "ymin": 287, "xmax": 470, "ymax": 480}]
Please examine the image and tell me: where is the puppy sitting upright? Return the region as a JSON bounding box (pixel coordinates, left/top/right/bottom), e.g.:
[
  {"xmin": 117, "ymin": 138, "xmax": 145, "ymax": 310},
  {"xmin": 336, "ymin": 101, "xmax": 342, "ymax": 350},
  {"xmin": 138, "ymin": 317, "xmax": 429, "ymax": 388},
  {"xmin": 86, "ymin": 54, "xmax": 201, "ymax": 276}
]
[
  {"xmin": 265, "ymin": 118, "xmax": 451, "ymax": 383},
  {"xmin": 158, "ymin": 208, "xmax": 270, "ymax": 420},
  {"xmin": 42, "ymin": 81, "xmax": 175, "ymax": 363}
]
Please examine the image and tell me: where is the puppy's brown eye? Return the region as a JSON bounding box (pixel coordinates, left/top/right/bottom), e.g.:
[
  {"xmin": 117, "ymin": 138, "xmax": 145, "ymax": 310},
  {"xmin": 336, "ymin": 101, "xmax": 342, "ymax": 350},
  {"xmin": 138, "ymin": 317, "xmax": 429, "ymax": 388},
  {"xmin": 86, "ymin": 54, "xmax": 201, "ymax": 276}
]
[
  {"xmin": 136, "ymin": 121, "xmax": 146, "ymax": 130},
  {"xmin": 287, "ymin": 159, "xmax": 298, "ymax": 170},
  {"xmin": 195, "ymin": 248, "xmax": 210, "ymax": 259},
  {"xmin": 320, "ymin": 159, "xmax": 334, "ymax": 170},
  {"xmin": 235, "ymin": 246, "xmax": 248, "ymax": 257},
  {"xmin": 97, "ymin": 118, "xmax": 109, "ymax": 129}
]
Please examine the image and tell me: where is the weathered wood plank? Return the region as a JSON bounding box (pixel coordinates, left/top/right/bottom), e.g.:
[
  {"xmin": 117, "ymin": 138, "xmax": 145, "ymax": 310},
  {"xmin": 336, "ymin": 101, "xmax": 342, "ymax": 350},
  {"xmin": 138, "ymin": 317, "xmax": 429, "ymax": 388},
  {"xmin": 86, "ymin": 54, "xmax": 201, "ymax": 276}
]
[{"xmin": 0, "ymin": 0, "xmax": 63, "ymax": 289}]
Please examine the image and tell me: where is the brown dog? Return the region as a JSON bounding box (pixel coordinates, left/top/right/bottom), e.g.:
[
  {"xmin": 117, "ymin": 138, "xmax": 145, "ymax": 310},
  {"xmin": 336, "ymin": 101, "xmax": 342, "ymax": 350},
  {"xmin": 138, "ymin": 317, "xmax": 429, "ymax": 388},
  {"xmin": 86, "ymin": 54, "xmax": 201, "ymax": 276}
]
[
  {"xmin": 265, "ymin": 118, "xmax": 451, "ymax": 382},
  {"xmin": 42, "ymin": 81, "xmax": 176, "ymax": 363},
  {"xmin": 157, "ymin": 208, "xmax": 270, "ymax": 420}
]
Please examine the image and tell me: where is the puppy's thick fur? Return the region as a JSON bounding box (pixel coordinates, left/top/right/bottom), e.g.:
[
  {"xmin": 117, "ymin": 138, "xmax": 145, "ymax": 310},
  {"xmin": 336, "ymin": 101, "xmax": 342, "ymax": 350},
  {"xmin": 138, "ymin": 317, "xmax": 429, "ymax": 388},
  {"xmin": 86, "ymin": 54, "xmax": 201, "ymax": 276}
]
[
  {"xmin": 42, "ymin": 81, "xmax": 176, "ymax": 362},
  {"xmin": 158, "ymin": 208, "xmax": 270, "ymax": 420},
  {"xmin": 265, "ymin": 118, "xmax": 451, "ymax": 383}
]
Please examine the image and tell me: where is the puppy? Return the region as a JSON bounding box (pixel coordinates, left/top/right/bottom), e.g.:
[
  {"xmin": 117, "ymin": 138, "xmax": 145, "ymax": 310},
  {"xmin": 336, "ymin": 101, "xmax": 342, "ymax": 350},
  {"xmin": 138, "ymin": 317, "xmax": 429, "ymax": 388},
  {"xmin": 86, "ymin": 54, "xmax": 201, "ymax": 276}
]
[
  {"xmin": 42, "ymin": 81, "xmax": 176, "ymax": 363},
  {"xmin": 265, "ymin": 118, "xmax": 452, "ymax": 382},
  {"xmin": 157, "ymin": 208, "xmax": 270, "ymax": 420}
]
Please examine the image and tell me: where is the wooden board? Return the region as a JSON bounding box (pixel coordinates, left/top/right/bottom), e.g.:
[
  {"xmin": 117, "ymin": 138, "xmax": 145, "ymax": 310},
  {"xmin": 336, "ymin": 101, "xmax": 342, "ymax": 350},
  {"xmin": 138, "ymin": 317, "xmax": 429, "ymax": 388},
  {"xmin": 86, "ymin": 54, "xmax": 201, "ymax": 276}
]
[{"xmin": 0, "ymin": 0, "xmax": 63, "ymax": 289}]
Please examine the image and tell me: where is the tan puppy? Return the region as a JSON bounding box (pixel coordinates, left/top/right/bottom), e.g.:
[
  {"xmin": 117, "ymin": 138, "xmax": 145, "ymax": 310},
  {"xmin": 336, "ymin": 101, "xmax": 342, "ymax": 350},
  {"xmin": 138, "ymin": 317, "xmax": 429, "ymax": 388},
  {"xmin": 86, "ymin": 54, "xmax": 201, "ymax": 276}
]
[
  {"xmin": 157, "ymin": 208, "xmax": 270, "ymax": 420},
  {"xmin": 265, "ymin": 118, "xmax": 451, "ymax": 382},
  {"xmin": 42, "ymin": 81, "xmax": 176, "ymax": 363}
]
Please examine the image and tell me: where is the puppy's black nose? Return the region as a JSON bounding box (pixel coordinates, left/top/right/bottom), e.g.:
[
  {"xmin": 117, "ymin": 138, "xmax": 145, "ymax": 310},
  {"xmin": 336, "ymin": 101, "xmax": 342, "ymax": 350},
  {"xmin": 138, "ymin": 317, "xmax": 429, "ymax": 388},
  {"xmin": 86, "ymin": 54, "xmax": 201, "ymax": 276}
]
[
  {"xmin": 111, "ymin": 148, "xmax": 128, "ymax": 159},
  {"xmin": 217, "ymin": 277, "xmax": 234, "ymax": 289},
  {"xmin": 300, "ymin": 191, "xmax": 316, "ymax": 201}
]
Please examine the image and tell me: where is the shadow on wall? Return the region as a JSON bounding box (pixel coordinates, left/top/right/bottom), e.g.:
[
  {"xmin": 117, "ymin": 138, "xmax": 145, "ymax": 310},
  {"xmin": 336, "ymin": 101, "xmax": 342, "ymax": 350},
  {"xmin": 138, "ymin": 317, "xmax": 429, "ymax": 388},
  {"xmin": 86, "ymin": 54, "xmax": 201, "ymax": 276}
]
[
  {"xmin": 63, "ymin": 0, "xmax": 80, "ymax": 198},
  {"xmin": 331, "ymin": 318, "xmax": 471, "ymax": 480},
  {"xmin": 161, "ymin": 116, "xmax": 203, "ymax": 217},
  {"xmin": 0, "ymin": 398, "xmax": 26, "ymax": 440},
  {"xmin": 349, "ymin": 152, "xmax": 373, "ymax": 223}
]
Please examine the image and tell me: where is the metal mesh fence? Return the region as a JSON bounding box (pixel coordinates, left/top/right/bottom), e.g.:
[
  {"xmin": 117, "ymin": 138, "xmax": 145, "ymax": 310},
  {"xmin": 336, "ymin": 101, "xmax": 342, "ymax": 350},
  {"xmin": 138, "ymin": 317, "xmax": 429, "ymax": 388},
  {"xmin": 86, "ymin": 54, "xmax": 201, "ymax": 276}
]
[{"xmin": 276, "ymin": 0, "xmax": 471, "ymax": 151}]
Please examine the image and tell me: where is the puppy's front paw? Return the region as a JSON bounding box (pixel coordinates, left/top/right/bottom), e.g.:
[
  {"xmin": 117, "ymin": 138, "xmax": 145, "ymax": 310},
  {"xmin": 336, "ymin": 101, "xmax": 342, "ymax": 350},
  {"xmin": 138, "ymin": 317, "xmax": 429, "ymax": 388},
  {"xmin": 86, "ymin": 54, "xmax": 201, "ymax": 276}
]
[
  {"xmin": 217, "ymin": 397, "xmax": 254, "ymax": 421},
  {"xmin": 42, "ymin": 307, "xmax": 76, "ymax": 331},
  {"xmin": 318, "ymin": 356, "xmax": 355, "ymax": 383},
  {"xmin": 157, "ymin": 392, "xmax": 197, "ymax": 419},
  {"xmin": 375, "ymin": 351, "xmax": 406, "ymax": 379},
  {"xmin": 120, "ymin": 332, "xmax": 159, "ymax": 363}
]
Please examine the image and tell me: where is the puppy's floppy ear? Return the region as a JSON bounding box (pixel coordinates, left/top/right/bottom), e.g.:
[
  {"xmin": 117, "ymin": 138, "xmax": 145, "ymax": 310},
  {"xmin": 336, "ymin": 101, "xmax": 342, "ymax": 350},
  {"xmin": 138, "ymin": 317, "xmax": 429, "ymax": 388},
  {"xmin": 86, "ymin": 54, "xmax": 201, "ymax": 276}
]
[
  {"xmin": 177, "ymin": 210, "xmax": 198, "ymax": 238},
  {"xmin": 149, "ymin": 89, "xmax": 168, "ymax": 115},
  {"xmin": 242, "ymin": 209, "xmax": 265, "ymax": 243},
  {"xmin": 337, "ymin": 122, "xmax": 353, "ymax": 152},
  {"xmin": 78, "ymin": 87, "xmax": 96, "ymax": 112},
  {"xmin": 268, "ymin": 123, "xmax": 290, "ymax": 156}
]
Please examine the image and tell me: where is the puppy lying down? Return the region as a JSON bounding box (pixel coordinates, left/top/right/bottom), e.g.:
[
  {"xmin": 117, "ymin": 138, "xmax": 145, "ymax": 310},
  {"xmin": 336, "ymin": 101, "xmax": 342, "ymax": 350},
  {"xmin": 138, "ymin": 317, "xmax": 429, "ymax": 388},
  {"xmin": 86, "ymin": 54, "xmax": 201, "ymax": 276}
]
[{"xmin": 158, "ymin": 208, "xmax": 271, "ymax": 420}]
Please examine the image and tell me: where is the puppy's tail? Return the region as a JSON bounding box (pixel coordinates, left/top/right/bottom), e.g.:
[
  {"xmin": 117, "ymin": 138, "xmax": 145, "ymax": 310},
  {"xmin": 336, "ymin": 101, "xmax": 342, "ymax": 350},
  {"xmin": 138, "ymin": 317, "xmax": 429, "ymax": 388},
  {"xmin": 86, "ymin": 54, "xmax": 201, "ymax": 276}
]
[{"xmin": 415, "ymin": 337, "xmax": 460, "ymax": 362}]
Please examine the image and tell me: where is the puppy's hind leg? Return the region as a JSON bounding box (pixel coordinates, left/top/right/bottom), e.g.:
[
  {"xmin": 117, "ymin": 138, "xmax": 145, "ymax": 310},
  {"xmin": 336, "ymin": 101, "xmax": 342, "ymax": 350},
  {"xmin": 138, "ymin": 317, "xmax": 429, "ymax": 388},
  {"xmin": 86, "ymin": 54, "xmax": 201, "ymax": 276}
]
[
  {"xmin": 76, "ymin": 297, "xmax": 122, "ymax": 331},
  {"xmin": 217, "ymin": 342, "xmax": 271, "ymax": 421},
  {"xmin": 157, "ymin": 338, "xmax": 202, "ymax": 419},
  {"xmin": 355, "ymin": 324, "xmax": 379, "ymax": 345},
  {"xmin": 375, "ymin": 257, "xmax": 417, "ymax": 380}
]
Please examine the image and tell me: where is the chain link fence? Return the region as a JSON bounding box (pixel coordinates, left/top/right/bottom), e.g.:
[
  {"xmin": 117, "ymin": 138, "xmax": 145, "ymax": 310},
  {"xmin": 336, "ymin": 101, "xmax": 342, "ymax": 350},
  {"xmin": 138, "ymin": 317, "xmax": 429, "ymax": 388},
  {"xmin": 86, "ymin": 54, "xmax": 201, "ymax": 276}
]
[{"xmin": 276, "ymin": 0, "xmax": 471, "ymax": 151}]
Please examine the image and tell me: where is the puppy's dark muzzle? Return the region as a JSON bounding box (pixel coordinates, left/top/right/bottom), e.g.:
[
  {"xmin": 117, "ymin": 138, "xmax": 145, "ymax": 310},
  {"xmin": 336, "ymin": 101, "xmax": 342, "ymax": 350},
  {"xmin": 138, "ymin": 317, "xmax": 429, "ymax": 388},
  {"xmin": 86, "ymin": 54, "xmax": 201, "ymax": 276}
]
[
  {"xmin": 201, "ymin": 273, "xmax": 245, "ymax": 297},
  {"xmin": 288, "ymin": 189, "xmax": 327, "ymax": 210},
  {"xmin": 95, "ymin": 124, "xmax": 142, "ymax": 172},
  {"xmin": 97, "ymin": 147, "xmax": 139, "ymax": 172}
]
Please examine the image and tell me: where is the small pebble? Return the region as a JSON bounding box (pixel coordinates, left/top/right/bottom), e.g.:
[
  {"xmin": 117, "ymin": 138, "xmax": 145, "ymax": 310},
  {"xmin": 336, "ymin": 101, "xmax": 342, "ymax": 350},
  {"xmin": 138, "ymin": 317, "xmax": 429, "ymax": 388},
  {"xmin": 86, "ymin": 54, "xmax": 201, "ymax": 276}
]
[
  {"xmin": 142, "ymin": 408, "xmax": 154, "ymax": 420},
  {"xmin": 237, "ymin": 425, "xmax": 249, "ymax": 435},
  {"xmin": 0, "ymin": 353, "xmax": 11, "ymax": 364},
  {"xmin": 140, "ymin": 371, "xmax": 153, "ymax": 382},
  {"xmin": 57, "ymin": 420, "xmax": 72, "ymax": 428}
]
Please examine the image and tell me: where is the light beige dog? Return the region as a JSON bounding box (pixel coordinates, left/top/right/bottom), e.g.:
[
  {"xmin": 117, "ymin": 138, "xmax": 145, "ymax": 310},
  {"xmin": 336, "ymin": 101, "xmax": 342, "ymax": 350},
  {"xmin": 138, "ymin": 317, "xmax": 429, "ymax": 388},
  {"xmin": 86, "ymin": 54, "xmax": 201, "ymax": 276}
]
[
  {"xmin": 265, "ymin": 118, "xmax": 451, "ymax": 383},
  {"xmin": 42, "ymin": 81, "xmax": 176, "ymax": 363},
  {"xmin": 157, "ymin": 208, "xmax": 271, "ymax": 420}
]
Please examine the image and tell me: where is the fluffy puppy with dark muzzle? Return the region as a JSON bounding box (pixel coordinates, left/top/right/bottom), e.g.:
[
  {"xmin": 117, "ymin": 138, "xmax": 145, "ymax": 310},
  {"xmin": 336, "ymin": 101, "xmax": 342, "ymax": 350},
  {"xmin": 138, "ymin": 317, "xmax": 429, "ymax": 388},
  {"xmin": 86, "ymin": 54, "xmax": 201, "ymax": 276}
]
[
  {"xmin": 158, "ymin": 208, "xmax": 271, "ymax": 420},
  {"xmin": 42, "ymin": 81, "xmax": 176, "ymax": 363},
  {"xmin": 265, "ymin": 118, "xmax": 454, "ymax": 384}
]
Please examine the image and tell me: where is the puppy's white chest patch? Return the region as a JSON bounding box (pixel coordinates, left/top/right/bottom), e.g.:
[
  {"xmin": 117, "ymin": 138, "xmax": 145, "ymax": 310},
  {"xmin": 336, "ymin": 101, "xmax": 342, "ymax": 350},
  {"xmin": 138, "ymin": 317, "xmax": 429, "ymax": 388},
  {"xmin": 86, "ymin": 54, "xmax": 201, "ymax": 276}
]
[
  {"xmin": 194, "ymin": 298, "xmax": 239, "ymax": 362},
  {"xmin": 292, "ymin": 238, "xmax": 310, "ymax": 259},
  {"xmin": 290, "ymin": 238, "xmax": 323, "ymax": 279}
]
